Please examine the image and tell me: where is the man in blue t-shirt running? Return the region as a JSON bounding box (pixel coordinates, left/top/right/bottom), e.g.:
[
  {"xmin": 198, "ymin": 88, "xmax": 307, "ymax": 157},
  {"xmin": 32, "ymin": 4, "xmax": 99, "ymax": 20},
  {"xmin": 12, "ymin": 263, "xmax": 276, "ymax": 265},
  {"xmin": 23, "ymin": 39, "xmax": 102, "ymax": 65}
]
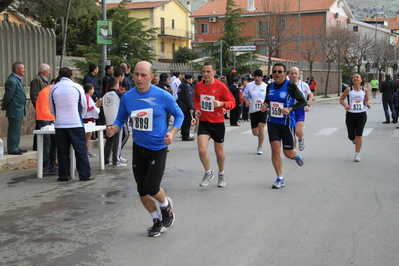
[{"xmin": 106, "ymin": 61, "xmax": 184, "ymax": 237}]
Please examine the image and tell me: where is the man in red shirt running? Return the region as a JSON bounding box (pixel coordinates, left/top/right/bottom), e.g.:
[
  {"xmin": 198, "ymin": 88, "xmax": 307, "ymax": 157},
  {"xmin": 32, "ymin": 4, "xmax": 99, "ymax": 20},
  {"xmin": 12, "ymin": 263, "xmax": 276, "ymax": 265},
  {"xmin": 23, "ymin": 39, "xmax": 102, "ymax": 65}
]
[{"xmin": 194, "ymin": 62, "xmax": 236, "ymax": 188}]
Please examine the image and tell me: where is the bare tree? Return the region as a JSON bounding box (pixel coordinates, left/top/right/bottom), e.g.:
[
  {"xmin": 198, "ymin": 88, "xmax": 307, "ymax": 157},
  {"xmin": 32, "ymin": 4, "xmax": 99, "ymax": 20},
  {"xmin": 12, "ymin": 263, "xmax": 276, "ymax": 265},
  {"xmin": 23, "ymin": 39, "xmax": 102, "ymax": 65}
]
[
  {"xmin": 377, "ymin": 36, "xmax": 397, "ymax": 77},
  {"xmin": 301, "ymin": 25, "xmax": 324, "ymax": 78},
  {"xmin": 257, "ymin": 0, "xmax": 297, "ymax": 74},
  {"xmin": 344, "ymin": 32, "xmax": 373, "ymax": 74},
  {"xmin": 321, "ymin": 26, "xmax": 351, "ymax": 97},
  {"xmin": 59, "ymin": 0, "xmax": 72, "ymax": 69},
  {"xmin": 15, "ymin": 0, "xmax": 98, "ymax": 68}
]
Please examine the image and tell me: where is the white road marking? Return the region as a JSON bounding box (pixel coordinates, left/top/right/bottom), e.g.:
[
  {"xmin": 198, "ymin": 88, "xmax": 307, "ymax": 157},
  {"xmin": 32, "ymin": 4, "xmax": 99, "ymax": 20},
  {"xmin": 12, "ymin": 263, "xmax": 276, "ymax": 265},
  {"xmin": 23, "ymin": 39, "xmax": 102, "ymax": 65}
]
[
  {"xmin": 363, "ymin": 128, "xmax": 373, "ymax": 136},
  {"xmin": 240, "ymin": 129, "xmax": 253, "ymax": 134},
  {"xmin": 391, "ymin": 129, "xmax": 399, "ymax": 137},
  {"xmin": 314, "ymin": 127, "xmax": 339, "ymax": 135}
]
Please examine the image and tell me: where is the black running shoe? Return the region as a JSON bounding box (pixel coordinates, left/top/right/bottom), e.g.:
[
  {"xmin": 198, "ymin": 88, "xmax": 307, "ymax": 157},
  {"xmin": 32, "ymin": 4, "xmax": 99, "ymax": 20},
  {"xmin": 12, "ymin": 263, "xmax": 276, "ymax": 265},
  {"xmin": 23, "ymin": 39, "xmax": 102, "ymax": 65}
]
[
  {"xmin": 147, "ymin": 219, "xmax": 165, "ymax": 237},
  {"xmin": 160, "ymin": 197, "xmax": 175, "ymax": 228}
]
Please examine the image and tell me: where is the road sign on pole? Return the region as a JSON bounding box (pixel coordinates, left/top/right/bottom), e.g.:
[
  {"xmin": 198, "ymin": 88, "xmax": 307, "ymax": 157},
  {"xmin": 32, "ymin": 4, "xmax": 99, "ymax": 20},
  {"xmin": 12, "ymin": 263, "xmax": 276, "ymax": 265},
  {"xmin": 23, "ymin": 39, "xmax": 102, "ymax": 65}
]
[{"xmin": 230, "ymin": 46, "xmax": 256, "ymax": 52}]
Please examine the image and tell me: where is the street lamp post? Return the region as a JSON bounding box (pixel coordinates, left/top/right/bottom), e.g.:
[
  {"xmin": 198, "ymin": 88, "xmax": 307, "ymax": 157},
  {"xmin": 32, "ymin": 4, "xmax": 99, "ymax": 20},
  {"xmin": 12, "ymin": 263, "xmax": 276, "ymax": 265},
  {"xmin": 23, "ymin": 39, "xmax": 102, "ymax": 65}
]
[
  {"xmin": 373, "ymin": 12, "xmax": 384, "ymax": 78},
  {"xmin": 101, "ymin": 0, "xmax": 107, "ymax": 79},
  {"xmin": 297, "ymin": 0, "xmax": 301, "ymax": 70},
  {"xmin": 333, "ymin": 39, "xmax": 340, "ymax": 96}
]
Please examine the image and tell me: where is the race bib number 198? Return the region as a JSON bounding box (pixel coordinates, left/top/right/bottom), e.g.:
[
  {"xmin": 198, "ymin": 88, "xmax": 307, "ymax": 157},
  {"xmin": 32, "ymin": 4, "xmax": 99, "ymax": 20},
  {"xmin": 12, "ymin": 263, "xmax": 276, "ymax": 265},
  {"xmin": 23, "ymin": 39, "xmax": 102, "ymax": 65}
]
[
  {"xmin": 131, "ymin": 108, "xmax": 153, "ymax": 131},
  {"xmin": 200, "ymin": 94, "xmax": 215, "ymax": 112}
]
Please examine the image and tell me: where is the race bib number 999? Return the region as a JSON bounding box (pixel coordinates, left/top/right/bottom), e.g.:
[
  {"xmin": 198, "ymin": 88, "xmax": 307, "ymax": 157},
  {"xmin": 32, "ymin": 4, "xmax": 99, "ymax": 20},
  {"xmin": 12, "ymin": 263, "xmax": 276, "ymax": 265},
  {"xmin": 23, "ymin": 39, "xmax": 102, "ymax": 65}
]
[
  {"xmin": 201, "ymin": 94, "xmax": 215, "ymax": 112},
  {"xmin": 131, "ymin": 108, "xmax": 153, "ymax": 131}
]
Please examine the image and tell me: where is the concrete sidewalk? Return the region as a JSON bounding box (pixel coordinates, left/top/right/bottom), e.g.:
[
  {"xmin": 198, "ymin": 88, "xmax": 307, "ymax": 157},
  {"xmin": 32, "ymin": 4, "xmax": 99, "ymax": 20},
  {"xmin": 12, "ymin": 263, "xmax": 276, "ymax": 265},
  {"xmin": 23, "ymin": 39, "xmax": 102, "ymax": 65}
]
[{"xmin": 0, "ymin": 93, "xmax": 340, "ymax": 168}]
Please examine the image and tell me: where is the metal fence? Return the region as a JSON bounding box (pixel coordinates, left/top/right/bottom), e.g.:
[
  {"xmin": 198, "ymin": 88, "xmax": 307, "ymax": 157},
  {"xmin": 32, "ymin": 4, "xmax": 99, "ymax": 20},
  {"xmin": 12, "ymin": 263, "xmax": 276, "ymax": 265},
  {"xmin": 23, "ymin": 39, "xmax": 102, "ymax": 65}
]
[{"xmin": 0, "ymin": 20, "xmax": 56, "ymax": 138}]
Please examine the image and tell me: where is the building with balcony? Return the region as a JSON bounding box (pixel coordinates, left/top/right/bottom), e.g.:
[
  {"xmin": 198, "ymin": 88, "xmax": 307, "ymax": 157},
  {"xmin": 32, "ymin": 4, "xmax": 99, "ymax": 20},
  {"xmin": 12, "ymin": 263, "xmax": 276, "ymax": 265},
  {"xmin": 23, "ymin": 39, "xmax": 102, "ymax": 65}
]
[
  {"xmin": 190, "ymin": 0, "xmax": 354, "ymax": 64},
  {"xmin": 107, "ymin": 0, "xmax": 191, "ymax": 62}
]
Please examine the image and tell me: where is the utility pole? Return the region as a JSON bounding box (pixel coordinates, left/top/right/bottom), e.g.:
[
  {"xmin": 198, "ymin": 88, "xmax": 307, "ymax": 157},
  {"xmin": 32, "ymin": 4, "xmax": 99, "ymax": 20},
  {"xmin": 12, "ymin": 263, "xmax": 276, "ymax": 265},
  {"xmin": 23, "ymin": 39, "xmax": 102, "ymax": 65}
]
[
  {"xmin": 297, "ymin": 0, "xmax": 301, "ymax": 71},
  {"xmin": 101, "ymin": 0, "xmax": 107, "ymax": 79}
]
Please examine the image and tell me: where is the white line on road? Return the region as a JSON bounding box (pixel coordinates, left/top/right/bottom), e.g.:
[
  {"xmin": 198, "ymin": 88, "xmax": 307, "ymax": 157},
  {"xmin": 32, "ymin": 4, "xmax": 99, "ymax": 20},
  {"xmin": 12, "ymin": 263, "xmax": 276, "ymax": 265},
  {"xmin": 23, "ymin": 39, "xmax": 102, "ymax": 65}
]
[
  {"xmin": 315, "ymin": 127, "xmax": 339, "ymax": 135},
  {"xmin": 390, "ymin": 129, "xmax": 399, "ymax": 137},
  {"xmin": 363, "ymin": 128, "xmax": 373, "ymax": 136},
  {"xmin": 240, "ymin": 129, "xmax": 253, "ymax": 134}
]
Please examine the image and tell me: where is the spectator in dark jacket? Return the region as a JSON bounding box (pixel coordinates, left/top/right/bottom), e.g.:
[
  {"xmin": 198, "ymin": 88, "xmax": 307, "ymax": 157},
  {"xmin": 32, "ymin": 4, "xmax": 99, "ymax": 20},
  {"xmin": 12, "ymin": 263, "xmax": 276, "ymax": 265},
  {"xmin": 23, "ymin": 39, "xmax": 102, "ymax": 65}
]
[
  {"xmin": 229, "ymin": 77, "xmax": 241, "ymax": 126},
  {"xmin": 30, "ymin": 63, "xmax": 51, "ymax": 108},
  {"xmin": 177, "ymin": 74, "xmax": 195, "ymax": 141},
  {"xmin": 120, "ymin": 63, "xmax": 133, "ymax": 91},
  {"xmin": 380, "ymin": 73, "xmax": 398, "ymax": 124},
  {"xmin": 156, "ymin": 73, "xmax": 173, "ymax": 131},
  {"xmin": 30, "ymin": 63, "xmax": 51, "ymax": 150},
  {"xmin": 156, "ymin": 73, "xmax": 172, "ymax": 94},
  {"xmin": 102, "ymin": 65, "xmax": 114, "ymax": 96},
  {"xmin": 83, "ymin": 63, "xmax": 101, "ymax": 101}
]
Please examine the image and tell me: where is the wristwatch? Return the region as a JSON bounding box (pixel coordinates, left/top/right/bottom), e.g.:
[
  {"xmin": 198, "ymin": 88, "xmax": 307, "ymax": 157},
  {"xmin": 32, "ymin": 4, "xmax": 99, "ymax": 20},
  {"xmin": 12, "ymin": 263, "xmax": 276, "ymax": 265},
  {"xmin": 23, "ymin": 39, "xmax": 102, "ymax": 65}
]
[{"xmin": 289, "ymin": 106, "xmax": 293, "ymax": 111}]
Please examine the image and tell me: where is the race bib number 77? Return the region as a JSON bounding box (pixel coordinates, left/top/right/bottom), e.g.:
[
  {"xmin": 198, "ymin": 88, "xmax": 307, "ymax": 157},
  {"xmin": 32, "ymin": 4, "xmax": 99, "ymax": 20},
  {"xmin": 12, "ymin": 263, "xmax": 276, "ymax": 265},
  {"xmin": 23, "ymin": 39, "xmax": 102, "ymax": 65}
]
[{"xmin": 131, "ymin": 108, "xmax": 153, "ymax": 131}]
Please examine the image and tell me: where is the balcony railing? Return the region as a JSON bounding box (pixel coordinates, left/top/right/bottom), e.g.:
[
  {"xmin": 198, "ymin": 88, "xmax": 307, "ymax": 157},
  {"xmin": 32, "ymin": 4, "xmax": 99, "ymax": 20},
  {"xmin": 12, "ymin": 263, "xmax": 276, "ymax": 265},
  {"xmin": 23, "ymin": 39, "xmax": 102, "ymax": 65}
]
[{"xmin": 158, "ymin": 27, "xmax": 190, "ymax": 38}]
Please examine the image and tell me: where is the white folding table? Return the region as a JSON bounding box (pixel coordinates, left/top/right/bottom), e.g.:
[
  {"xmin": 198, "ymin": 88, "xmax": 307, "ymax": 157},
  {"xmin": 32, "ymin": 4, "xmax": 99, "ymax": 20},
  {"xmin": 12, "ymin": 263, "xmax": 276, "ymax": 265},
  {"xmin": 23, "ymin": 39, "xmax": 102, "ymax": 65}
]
[{"xmin": 33, "ymin": 125, "xmax": 106, "ymax": 179}]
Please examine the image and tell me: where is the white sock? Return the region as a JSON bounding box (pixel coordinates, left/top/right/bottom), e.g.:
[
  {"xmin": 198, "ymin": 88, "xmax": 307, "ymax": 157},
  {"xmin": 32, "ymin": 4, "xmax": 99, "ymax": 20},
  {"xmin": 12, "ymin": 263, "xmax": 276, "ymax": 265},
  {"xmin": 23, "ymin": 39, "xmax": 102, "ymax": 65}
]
[
  {"xmin": 150, "ymin": 210, "xmax": 161, "ymax": 221},
  {"xmin": 355, "ymin": 153, "xmax": 360, "ymax": 155},
  {"xmin": 205, "ymin": 170, "xmax": 212, "ymax": 175},
  {"xmin": 159, "ymin": 198, "xmax": 169, "ymax": 208},
  {"xmin": 277, "ymin": 175, "xmax": 283, "ymax": 180},
  {"xmin": 218, "ymin": 171, "xmax": 224, "ymax": 176}
]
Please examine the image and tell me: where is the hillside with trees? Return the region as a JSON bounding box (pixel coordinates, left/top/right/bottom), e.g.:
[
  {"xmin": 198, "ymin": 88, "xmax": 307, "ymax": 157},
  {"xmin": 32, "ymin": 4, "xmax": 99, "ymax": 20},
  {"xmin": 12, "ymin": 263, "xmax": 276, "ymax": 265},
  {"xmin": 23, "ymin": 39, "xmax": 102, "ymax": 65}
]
[{"xmin": 346, "ymin": 0, "xmax": 398, "ymax": 19}]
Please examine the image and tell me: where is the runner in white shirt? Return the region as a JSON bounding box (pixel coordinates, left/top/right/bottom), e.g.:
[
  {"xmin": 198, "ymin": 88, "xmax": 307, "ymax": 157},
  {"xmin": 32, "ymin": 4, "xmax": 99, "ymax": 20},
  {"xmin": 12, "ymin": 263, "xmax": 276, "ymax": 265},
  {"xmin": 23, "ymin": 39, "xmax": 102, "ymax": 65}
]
[
  {"xmin": 288, "ymin": 67, "xmax": 313, "ymax": 151},
  {"xmin": 242, "ymin": 69, "xmax": 268, "ymax": 155}
]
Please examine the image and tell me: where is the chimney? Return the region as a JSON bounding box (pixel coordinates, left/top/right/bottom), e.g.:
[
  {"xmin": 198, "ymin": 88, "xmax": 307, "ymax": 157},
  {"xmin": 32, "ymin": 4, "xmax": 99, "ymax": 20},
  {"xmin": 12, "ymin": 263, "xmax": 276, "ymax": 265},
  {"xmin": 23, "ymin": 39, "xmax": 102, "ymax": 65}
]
[
  {"xmin": 396, "ymin": 14, "xmax": 399, "ymax": 21},
  {"xmin": 186, "ymin": 1, "xmax": 191, "ymax": 12}
]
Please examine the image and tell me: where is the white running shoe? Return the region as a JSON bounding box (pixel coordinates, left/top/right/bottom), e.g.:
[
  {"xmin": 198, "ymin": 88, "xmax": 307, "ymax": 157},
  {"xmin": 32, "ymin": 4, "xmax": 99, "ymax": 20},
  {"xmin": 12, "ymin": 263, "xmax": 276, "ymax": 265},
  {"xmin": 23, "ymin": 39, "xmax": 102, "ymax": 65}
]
[
  {"xmin": 272, "ymin": 178, "xmax": 285, "ymax": 189},
  {"xmin": 354, "ymin": 154, "xmax": 361, "ymax": 162},
  {"xmin": 257, "ymin": 146, "xmax": 263, "ymax": 155},
  {"xmin": 298, "ymin": 138, "xmax": 305, "ymax": 151},
  {"xmin": 294, "ymin": 153, "xmax": 304, "ymax": 166},
  {"xmin": 113, "ymin": 163, "xmax": 127, "ymax": 168},
  {"xmin": 87, "ymin": 151, "xmax": 97, "ymax": 157},
  {"xmin": 199, "ymin": 172, "xmax": 214, "ymax": 187},
  {"xmin": 119, "ymin": 157, "xmax": 129, "ymax": 163},
  {"xmin": 218, "ymin": 174, "xmax": 226, "ymax": 187}
]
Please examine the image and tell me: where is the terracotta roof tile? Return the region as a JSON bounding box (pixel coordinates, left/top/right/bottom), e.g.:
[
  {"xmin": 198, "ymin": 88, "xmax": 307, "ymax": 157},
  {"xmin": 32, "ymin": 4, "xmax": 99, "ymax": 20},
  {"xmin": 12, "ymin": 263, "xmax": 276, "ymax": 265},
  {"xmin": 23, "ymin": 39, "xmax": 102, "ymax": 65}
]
[
  {"xmin": 359, "ymin": 16, "xmax": 399, "ymax": 31},
  {"xmin": 192, "ymin": 0, "xmax": 337, "ymax": 17},
  {"xmin": 385, "ymin": 17, "xmax": 399, "ymax": 30}
]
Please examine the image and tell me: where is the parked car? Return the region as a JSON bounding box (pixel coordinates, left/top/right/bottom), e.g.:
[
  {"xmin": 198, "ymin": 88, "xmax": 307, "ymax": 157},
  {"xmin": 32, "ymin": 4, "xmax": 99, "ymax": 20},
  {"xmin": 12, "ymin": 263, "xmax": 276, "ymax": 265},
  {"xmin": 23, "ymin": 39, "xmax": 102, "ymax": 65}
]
[{"xmin": 342, "ymin": 83, "xmax": 350, "ymax": 93}]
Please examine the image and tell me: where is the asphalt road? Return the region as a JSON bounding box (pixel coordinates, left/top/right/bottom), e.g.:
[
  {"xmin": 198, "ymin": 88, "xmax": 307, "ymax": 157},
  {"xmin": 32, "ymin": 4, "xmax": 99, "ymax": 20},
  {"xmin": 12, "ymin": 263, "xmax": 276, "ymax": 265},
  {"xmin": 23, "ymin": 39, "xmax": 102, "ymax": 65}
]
[{"xmin": 0, "ymin": 94, "xmax": 398, "ymax": 266}]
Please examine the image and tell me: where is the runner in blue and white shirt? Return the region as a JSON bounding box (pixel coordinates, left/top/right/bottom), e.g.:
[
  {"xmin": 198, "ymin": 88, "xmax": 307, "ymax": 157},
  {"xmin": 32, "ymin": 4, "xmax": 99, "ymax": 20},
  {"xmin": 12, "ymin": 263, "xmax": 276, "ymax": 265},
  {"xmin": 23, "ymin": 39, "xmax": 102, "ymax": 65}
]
[
  {"xmin": 288, "ymin": 67, "xmax": 313, "ymax": 151},
  {"xmin": 261, "ymin": 63, "xmax": 306, "ymax": 189}
]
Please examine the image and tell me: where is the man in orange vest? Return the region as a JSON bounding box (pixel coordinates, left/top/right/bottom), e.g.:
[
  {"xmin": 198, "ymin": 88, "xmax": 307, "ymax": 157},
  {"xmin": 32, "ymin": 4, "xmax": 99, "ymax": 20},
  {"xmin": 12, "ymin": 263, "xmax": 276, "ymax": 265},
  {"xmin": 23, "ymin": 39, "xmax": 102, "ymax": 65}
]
[{"xmin": 36, "ymin": 79, "xmax": 58, "ymax": 174}]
